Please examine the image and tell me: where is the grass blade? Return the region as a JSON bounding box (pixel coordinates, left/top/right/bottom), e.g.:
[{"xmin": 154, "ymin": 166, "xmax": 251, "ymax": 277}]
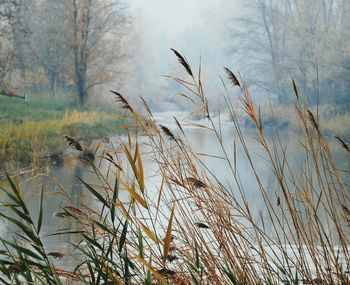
[
  {"xmin": 78, "ymin": 177, "xmax": 109, "ymax": 208},
  {"xmin": 137, "ymin": 227, "xmax": 144, "ymax": 259},
  {"xmin": 37, "ymin": 186, "xmax": 44, "ymax": 234},
  {"xmin": 117, "ymin": 177, "xmax": 148, "ymax": 209},
  {"xmin": 118, "ymin": 220, "xmax": 128, "ymax": 253},
  {"xmin": 0, "ymin": 212, "xmax": 41, "ymax": 246},
  {"xmin": 163, "ymin": 204, "xmax": 175, "ymax": 264},
  {"xmin": 0, "ymin": 238, "xmax": 44, "ymax": 261},
  {"xmin": 111, "ymin": 176, "xmax": 119, "ymax": 223},
  {"xmin": 138, "ymin": 220, "xmax": 158, "ymax": 243},
  {"xmin": 135, "ymin": 255, "xmax": 167, "ymax": 284},
  {"xmin": 135, "ymin": 144, "xmax": 145, "ymax": 193}
]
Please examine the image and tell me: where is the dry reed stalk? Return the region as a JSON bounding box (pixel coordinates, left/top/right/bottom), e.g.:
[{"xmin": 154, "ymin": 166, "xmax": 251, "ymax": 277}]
[
  {"xmin": 223, "ymin": 67, "xmax": 240, "ymax": 87},
  {"xmin": 171, "ymin": 48, "xmax": 193, "ymax": 77},
  {"xmin": 110, "ymin": 90, "xmax": 134, "ymax": 113},
  {"xmin": 7, "ymin": 51, "xmax": 348, "ymax": 284}
]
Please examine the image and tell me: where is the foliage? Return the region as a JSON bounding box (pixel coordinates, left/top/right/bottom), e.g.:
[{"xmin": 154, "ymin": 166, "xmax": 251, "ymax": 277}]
[
  {"xmin": 0, "ymin": 0, "xmax": 130, "ymax": 105},
  {"xmin": 0, "ymin": 95, "xmax": 126, "ymax": 172}
]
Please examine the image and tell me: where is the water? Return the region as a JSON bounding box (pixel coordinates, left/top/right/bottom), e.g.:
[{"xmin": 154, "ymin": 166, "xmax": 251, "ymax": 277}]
[
  {"xmin": 0, "ymin": 164, "xmax": 94, "ymax": 269},
  {"xmin": 0, "ymin": 111, "xmax": 348, "ymax": 273}
]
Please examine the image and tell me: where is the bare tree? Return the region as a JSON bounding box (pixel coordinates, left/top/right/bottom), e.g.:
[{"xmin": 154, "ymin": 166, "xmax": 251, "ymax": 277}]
[
  {"xmin": 0, "ymin": 0, "xmax": 130, "ymax": 102},
  {"xmin": 229, "ymin": 0, "xmax": 350, "ymax": 106},
  {"xmin": 29, "ymin": 1, "xmax": 71, "ymax": 97},
  {"xmin": 1, "ymin": 0, "xmax": 33, "ymax": 75},
  {"xmin": 66, "ymin": 0, "xmax": 129, "ymax": 105},
  {"xmin": 0, "ymin": 18, "xmax": 12, "ymax": 88},
  {"xmin": 0, "ymin": 0, "xmax": 33, "ymax": 89}
]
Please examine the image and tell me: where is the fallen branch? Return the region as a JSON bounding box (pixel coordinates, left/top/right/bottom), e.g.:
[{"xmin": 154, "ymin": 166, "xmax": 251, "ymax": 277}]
[{"xmin": 0, "ymin": 91, "xmax": 27, "ymax": 101}]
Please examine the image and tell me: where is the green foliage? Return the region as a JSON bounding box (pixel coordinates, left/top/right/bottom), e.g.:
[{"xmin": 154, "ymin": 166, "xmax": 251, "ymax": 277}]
[
  {"xmin": 0, "ymin": 96, "xmax": 74, "ymax": 124},
  {"xmin": 0, "ymin": 95, "xmax": 126, "ymax": 172}
]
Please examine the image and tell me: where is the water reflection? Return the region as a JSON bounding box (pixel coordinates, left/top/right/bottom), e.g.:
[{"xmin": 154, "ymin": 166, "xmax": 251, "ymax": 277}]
[
  {"xmin": 0, "ymin": 163, "xmax": 94, "ymax": 269},
  {"xmin": 0, "ymin": 118, "xmax": 348, "ymax": 271}
]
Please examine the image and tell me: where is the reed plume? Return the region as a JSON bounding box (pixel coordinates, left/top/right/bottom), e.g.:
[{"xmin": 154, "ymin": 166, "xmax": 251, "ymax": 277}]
[
  {"xmin": 307, "ymin": 109, "xmax": 319, "ymax": 132},
  {"xmin": 171, "ymin": 48, "xmax": 193, "ymax": 77},
  {"xmin": 110, "ymin": 90, "xmax": 134, "ymax": 113},
  {"xmin": 64, "ymin": 135, "xmax": 83, "ymax": 151},
  {"xmin": 224, "ymin": 67, "xmax": 240, "ymax": 87},
  {"xmin": 159, "ymin": 124, "xmax": 176, "ymax": 141},
  {"xmin": 194, "ymin": 222, "xmax": 210, "ymax": 229},
  {"xmin": 173, "ymin": 116, "xmax": 185, "ymax": 135},
  {"xmin": 292, "ymin": 78, "xmax": 299, "ymax": 100},
  {"xmin": 47, "ymin": 252, "xmax": 65, "ymax": 259},
  {"xmin": 186, "ymin": 177, "xmax": 206, "ymax": 188},
  {"xmin": 140, "ymin": 96, "xmax": 153, "ymax": 117}
]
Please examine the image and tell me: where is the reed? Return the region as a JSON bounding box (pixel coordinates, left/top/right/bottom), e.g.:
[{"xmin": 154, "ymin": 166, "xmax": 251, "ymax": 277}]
[{"xmin": 0, "ymin": 50, "xmax": 349, "ymax": 284}]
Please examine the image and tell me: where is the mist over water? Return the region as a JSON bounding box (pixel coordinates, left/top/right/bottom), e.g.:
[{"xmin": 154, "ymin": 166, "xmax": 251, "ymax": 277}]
[
  {"xmin": 1, "ymin": 1, "xmax": 350, "ymax": 282},
  {"xmin": 126, "ymin": 0, "xmax": 241, "ymax": 110}
]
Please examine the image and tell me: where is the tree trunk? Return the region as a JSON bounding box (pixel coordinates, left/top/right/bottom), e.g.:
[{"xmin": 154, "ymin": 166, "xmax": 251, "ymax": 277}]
[
  {"xmin": 72, "ymin": 0, "xmax": 90, "ymax": 107},
  {"xmin": 50, "ymin": 73, "xmax": 58, "ymax": 97},
  {"xmin": 77, "ymin": 73, "xmax": 86, "ymax": 106}
]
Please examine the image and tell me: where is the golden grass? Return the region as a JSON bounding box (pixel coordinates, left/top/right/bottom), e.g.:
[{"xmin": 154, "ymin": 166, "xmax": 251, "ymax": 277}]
[
  {"xmin": 0, "ymin": 110, "xmax": 121, "ymax": 169},
  {"xmin": 0, "ymin": 111, "xmax": 113, "ymax": 141}
]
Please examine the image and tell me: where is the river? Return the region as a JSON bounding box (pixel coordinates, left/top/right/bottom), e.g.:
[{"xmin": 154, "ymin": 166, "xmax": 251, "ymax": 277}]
[{"xmin": 0, "ymin": 111, "xmax": 348, "ymax": 273}]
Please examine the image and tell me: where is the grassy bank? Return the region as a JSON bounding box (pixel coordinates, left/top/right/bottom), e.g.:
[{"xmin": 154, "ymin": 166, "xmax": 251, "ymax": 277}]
[
  {"xmin": 239, "ymin": 102, "xmax": 350, "ymax": 139},
  {"xmin": 0, "ymin": 95, "xmax": 126, "ymax": 173}
]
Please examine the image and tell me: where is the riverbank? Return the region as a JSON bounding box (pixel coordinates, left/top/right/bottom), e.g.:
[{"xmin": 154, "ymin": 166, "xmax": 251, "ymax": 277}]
[
  {"xmin": 151, "ymin": 103, "xmax": 350, "ymax": 140},
  {"xmin": 238, "ymin": 103, "xmax": 350, "ymax": 139},
  {"xmin": 0, "ymin": 95, "xmax": 126, "ymax": 174}
]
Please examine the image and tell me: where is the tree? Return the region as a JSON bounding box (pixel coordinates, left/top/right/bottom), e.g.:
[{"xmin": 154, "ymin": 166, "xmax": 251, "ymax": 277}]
[
  {"xmin": 29, "ymin": 1, "xmax": 71, "ymax": 97},
  {"xmin": 66, "ymin": 0, "xmax": 129, "ymax": 105},
  {"xmin": 0, "ymin": 18, "xmax": 12, "ymax": 88},
  {"xmin": 0, "ymin": 0, "xmax": 32, "ymax": 89},
  {"xmin": 1, "ymin": 0, "xmax": 130, "ymax": 102},
  {"xmin": 3, "ymin": 0, "xmax": 33, "ymax": 74},
  {"xmin": 229, "ymin": 0, "xmax": 350, "ymax": 106}
]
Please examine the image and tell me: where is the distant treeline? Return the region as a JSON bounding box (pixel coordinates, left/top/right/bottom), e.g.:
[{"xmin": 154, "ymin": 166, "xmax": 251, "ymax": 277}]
[
  {"xmin": 230, "ymin": 0, "xmax": 350, "ymax": 107},
  {"xmin": 0, "ymin": 0, "xmax": 130, "ymax": 105}
]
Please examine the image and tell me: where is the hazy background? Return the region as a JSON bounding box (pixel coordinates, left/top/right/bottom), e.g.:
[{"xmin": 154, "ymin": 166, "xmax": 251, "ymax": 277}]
[
  {"xmin": 1, "ymin": 0, "xmax": 349, "ymax": 115},
  {"xmin": 126, "ymin": 0, "xmax": 239, "ymax": 110}
]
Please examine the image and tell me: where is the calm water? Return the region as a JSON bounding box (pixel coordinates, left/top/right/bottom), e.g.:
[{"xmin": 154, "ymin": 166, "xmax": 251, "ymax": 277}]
[
  {"xmin": 0, "ymin": 112, "xmax": 348, "ymax": 270},
  {"xmin": 0, "ymin": 165, "xmax": 93, "ymax": 268}
]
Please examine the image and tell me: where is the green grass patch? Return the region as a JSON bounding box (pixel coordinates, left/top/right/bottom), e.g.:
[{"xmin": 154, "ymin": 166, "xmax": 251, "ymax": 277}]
[{"xmin": 0, "ymin": 95, "xmax": 126, "ymax": 172}]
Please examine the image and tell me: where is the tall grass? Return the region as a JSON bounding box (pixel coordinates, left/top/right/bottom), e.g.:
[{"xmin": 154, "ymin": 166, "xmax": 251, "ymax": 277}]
[{"xmin": 0, "ymin": 50, "xmax": 349, "ymax": 284}]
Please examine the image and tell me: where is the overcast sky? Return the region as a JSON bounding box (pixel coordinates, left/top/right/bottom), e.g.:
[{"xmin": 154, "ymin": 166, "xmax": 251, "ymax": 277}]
[
  {"xmin": 128, "ymin": 0, "xmax": 238, "ymax": 73},
  {"xmin": 124, "ymin": 0, "xmax": 240, "ymax": 106},
  {"xmin": 129, "ymin": 0, "xmax": 207, "ymax": 37}
]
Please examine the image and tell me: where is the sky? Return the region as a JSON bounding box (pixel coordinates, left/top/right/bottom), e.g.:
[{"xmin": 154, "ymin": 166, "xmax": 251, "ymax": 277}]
[
  {"xmin": 126, "ymin": 0, "xmax": 240, "ymax": 103},
  {"xmin": 129, "ymin": 0, "xmax": 208, "ymax": 37}
]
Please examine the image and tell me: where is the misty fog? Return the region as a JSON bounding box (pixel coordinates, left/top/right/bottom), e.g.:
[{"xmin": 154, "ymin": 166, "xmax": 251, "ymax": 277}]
[
  {"xmin": 1, "ymin": 0, "xmax": 349, "ymax": 115},
  {"xmin": 1, "ymin": 2, "xmax": 350, "ymax": 283}
]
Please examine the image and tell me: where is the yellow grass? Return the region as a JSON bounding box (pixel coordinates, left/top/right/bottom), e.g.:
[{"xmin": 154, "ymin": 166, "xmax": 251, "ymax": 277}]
[{"xmin": 0, "ymin": 110, "xmax": 120, "ymax": 168}]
